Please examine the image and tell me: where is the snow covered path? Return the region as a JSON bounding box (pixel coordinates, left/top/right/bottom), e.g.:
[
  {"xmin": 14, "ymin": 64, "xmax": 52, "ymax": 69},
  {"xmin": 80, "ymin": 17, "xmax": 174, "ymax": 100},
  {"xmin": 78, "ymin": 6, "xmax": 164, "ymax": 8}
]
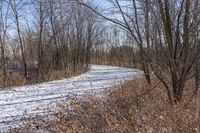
[{"xmin": 0, "ymin": 65, "xmax": 141, "ymax": 130}]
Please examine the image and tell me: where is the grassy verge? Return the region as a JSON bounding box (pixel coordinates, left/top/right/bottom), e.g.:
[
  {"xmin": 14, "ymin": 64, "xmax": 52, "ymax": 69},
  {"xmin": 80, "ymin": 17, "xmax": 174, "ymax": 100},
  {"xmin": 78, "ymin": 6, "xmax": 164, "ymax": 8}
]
[
  {"xmin": 12, "ymin": 77, "xmax": 200, "ymax": 133},
  {"xmin": 0, "ymin": 67, "xmax": 87, "ymax": 89}
]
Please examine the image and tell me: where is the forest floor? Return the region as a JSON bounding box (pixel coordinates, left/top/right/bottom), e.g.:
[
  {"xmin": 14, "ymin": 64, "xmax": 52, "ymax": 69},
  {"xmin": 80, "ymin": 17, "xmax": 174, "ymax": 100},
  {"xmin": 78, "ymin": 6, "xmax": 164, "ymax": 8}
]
[
  {"xmin": 0, "ymin": 64, "xmax": 141, "ymax": 132},
  {"xmin": 12, "ymin": 74, "xmax": 200, "ymax": 133}
]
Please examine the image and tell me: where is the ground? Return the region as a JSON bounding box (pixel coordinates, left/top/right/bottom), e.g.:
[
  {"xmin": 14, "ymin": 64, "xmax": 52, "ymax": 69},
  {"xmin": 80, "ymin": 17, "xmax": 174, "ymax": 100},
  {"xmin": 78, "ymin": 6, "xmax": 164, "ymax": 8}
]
[{"xmin": 0, "ymin": 64, "xmax": 141, "ymax": 131}]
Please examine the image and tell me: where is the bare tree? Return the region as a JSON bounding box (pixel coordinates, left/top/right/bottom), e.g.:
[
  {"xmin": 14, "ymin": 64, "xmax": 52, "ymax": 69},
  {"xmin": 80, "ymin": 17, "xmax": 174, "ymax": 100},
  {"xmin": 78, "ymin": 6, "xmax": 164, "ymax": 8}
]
[
  {"xmin": 73, "ymin": 0, "xmax": 152, "ymax": 84},
  {"xmin": 32, "ymin": 0, "xmax": 46, "ymax": 80},
  {"xmin": 74, "ymin": 0, "xmax": 200, "ymax": 104},
  {"xmin": 7, "ymin": 0, "xmax": 28, "ymax": 78},
  {"xmin": 0, "ymin": 1, "xmax": 9, "ymax": 87}
]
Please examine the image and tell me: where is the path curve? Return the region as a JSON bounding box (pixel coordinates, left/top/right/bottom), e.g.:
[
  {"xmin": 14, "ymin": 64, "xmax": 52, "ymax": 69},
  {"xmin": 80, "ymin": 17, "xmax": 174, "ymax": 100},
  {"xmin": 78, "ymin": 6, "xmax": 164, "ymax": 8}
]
[{"xmin": 0, "ymin": 65, "xmax": 141, "ymax": 131}]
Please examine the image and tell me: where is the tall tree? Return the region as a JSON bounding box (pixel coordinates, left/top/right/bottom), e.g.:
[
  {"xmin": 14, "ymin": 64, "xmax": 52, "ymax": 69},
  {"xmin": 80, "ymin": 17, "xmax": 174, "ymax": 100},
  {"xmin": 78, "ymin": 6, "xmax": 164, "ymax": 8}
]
[{"xmin": 8, "ymin": 0, "xmax": 28, "ymax": 78}]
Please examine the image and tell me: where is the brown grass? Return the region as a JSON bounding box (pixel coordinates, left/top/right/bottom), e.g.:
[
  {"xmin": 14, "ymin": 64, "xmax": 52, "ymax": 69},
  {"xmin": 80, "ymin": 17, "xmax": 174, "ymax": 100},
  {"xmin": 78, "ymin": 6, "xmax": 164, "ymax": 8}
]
[
  {"xmin": 0, "ymin": 71, "xmax": 26, "ymax": 88},
  {"xmin": 11, "ymin": 77, "xmax": 200, "ymax": 133},
  {"xmin": 44, "ymin": 68, "xmax": 85, "ymax": 82},
  {"xmin": 0, "ymin": 67, "xmax": 86, "ymax": 89}
]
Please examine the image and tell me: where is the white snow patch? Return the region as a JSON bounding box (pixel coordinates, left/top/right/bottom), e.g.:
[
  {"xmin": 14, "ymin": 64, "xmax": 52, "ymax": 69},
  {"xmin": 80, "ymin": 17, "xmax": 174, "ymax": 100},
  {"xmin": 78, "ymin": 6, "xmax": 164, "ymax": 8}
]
[{"xmin": 0, "ymin": 64, "xmax": 141, "ymax": 131}]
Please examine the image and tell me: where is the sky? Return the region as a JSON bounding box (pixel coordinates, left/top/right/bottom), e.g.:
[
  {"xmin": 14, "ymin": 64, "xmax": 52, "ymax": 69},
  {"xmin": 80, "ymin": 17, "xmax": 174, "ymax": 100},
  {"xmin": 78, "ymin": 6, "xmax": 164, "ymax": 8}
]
[{"xmin": 2, "ymin": 0, "xmax": 128, "ymax": 38}]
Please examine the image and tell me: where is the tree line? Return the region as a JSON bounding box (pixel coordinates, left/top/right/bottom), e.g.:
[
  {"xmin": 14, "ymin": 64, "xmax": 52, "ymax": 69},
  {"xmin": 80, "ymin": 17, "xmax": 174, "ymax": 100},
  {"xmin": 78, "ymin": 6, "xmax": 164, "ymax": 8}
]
[
  {"xmin": 0, "ymin": 0, "xmax": 101, "ymax": 86},
  {"xmin": 75, "ymin": 0, "xmax": 200, "ymax": 104},
  {"xmin": 1, "ymin": 0, "xmax": 200, "ymax": 104},
  {"xmin": 0, "ymin": 0, "xmax": 136, "ymax": 87}
]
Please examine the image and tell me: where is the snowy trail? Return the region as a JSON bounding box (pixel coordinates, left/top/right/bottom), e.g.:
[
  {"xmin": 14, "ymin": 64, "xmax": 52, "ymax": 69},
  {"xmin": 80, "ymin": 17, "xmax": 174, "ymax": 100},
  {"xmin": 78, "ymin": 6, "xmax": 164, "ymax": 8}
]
[{"xmin": 0, "ymin": 65, "xmax": 141, "ymax": 131}]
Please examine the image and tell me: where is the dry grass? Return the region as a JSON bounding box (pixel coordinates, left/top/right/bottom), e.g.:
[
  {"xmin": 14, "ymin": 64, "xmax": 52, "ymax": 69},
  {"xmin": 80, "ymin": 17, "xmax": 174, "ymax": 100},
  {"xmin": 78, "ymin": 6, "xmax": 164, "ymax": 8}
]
[
  {"xmin": 44, "ymin": 68, "xmax": 85, "ymax": 82},
  {"xmin": 0, "ymin": 71, "xmax": 26, "ymax": 88},
  {"xmin": 11, "ymin": 77, "xmax": 200, "ymax": 133},
  {"xmin": 0, "ymin": 67, "xmax": 86, "ymax": 89}
]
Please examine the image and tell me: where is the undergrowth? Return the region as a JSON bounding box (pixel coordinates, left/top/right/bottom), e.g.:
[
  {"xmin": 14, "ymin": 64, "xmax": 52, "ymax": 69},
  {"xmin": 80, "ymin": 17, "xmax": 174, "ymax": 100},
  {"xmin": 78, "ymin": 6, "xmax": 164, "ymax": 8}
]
[
  {"xmin": 0, "ymin": 67, "xmax": 86, "ymax": 89},
  {"xmin": 11, "ymin": 77, "xmax": 200, "ymax": 133}
]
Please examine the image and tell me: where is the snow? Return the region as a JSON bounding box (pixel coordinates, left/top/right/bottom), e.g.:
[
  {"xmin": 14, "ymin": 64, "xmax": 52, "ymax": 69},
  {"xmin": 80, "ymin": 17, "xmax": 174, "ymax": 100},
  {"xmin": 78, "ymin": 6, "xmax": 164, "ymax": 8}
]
[{"xmin": 0, "ymin": 64, "xmax": 141, "ymax": 131}]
